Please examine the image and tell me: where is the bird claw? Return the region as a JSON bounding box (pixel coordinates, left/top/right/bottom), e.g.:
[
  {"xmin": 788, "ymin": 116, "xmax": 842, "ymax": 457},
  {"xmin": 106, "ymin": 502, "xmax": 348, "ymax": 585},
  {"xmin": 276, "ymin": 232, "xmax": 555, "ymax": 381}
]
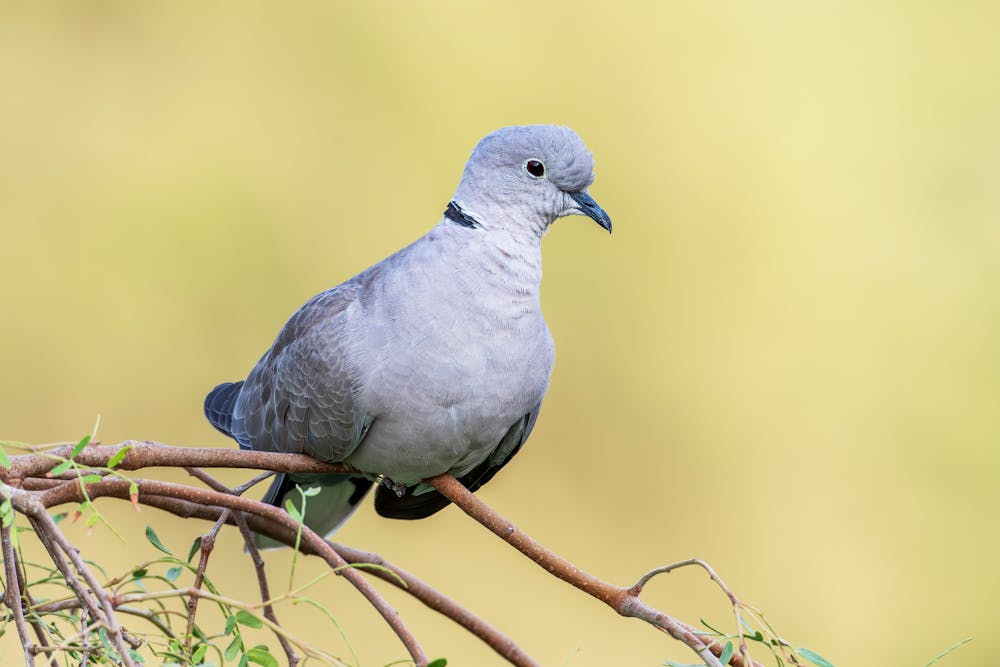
[{"xmin": 381, "ymin": 478, "xmax": 409, "ymax": 497}]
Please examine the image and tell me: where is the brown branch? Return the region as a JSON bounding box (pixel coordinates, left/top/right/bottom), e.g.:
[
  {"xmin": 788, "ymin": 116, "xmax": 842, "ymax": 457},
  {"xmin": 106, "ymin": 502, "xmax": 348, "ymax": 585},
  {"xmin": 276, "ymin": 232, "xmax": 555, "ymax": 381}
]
[
  {"xmin": 187, "ymin": 465, "xmax": 300, "ymax": 666},
  {"xmin": 32, "ymin": 475, "xmax": 429, "ymax": 666},
  {"xmin": 15, "ymin": 554, "xmax": 60, "ymax": 667},
  {"xmin": 2, "ymin": 521, "xmax": 35, "ymax": 667},
  {"xmin": 26, "ymin": 509, "xmax": 139, "ymax": 666},
  {"xmin": 2, "ymin": 441, "xmax": 352, "ymax": 483},
  {"xmin": 6, "ymin": 441, "xmax": 765, "ymax": 667},
  {"xmin": 234, "ymin": 511, "xmax": 301, "ymax": 666},
  {"xmin": 427, "ymin": 473, "xmax": 760, "ymax": 667},
  {"xmin": 26, "ymin": 477, "xmax": 540, "ymax": 667},
  {"xmin": 183, "ymin": 511, "xmax": 229, "ymax": 655}
]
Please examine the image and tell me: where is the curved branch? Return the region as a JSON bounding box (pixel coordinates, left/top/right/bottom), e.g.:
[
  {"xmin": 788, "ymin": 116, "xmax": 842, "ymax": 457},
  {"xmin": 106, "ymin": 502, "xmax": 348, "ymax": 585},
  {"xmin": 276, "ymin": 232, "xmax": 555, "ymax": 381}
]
[
  {"xmin": 25, "ymin": 476, "xmax": 540, "ymax": 667},
  {"xmin": 427, "ymin": 473, "xmax": 762, "ymax": 667}
]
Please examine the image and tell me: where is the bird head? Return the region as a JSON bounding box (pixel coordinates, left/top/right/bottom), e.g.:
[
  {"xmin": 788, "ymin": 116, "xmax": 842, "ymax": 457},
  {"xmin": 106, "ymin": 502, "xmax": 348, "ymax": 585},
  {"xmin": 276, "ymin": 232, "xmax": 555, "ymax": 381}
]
[{"xmin": 450, "ymin": 125, "xmax": 612, "ymax": 236}]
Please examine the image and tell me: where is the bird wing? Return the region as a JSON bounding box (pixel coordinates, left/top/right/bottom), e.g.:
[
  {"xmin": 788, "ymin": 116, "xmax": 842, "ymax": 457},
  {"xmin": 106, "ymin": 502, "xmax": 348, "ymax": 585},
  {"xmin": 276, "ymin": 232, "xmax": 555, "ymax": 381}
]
[{"xmin": 230, "ymin": 284, "xmax": 373, "ymax": 463}]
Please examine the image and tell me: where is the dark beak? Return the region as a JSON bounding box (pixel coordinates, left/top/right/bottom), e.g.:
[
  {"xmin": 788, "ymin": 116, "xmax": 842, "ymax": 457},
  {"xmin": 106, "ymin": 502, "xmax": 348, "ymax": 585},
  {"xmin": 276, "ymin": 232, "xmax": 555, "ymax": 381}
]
[{"xmin": 568, "ymin": 191, "xmax": 612, "ymax": 233}]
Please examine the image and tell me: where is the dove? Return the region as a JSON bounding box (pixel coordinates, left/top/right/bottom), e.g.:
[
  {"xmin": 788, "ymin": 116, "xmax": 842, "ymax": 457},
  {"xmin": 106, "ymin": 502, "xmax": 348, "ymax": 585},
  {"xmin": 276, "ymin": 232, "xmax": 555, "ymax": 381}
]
[{"xmin": 205, "ymin": 125, "xmax": 611, "ymax": 539}]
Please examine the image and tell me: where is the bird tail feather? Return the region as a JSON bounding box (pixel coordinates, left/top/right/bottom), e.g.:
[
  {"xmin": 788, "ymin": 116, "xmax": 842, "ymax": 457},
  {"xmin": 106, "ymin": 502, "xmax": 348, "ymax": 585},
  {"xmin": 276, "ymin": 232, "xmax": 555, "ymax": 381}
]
[{"xmin": 204, "ymin": 381, "xmax": 244, "ymax": 439}]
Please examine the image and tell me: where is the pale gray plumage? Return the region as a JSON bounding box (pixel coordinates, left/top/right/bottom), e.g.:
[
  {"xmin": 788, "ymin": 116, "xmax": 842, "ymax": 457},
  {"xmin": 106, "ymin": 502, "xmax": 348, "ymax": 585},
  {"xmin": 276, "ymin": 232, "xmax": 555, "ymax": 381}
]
[{"xmin": 205, "ymin": 125, "xmax": 611, "ymax": 540}]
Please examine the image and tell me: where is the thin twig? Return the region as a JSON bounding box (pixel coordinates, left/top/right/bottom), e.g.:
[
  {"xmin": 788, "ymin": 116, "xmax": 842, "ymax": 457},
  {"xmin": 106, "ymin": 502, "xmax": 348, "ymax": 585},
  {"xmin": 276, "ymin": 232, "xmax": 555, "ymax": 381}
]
[
  {"xmin": 28, "ymin": 510, "xmax": 140, "ymax": 665},
  {"xmin": 3, "ymin": 521, "xmax": 35, "ymax": 666},
  {"xmin": 186, "ymin": 465, "xmax": 300, "ymax": 665},
  {"xmin": 234, "ymin": 511, "xmax": 300, "ymax": 665},
  {"xmin": 15, "ymin": 556, "xmax": 60, "ymax": 667},
  {"xmin": 183, "ymin": 511, "xmax": 229, "ymax": 655}
]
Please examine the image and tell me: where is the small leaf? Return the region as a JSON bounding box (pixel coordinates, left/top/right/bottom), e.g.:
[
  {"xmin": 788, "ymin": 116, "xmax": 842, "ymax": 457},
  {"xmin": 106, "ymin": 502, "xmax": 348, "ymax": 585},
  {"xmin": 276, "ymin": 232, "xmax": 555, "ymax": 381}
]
[
  {"xmin": 719, "ymin": 641, "xmax": 734, "ymax": 664},
  {"xmin": 107, "ymin": 445, "xmax": 131, "ymax": 468},
  {"xmin": 0, "ymin": 446, "xmax": 10, "ymax": 469},
  {"xmin": 284, "ymin": 499, "xmax": 303, "ymax": 523},
  {"xmin": 71, "ymin": 435, "xmax": 91, "ymax": 458},
  {"xmin": 52, "ymin": 512, "xmax": 68, "ymax": 524},
  {"xmin": 301, "ymin": 485, "xmax": 322, "ymax": 497},
  {"xmin": 165, "ymin": 566, "xmax": 182, "ymax": 582},
  {"xmin": 797, "ymin": 647, "xmax": 836, "ymax": 667},
  {"xmin": 187, "ymin": 536, "xmax": 203, "ymax": 563},
  {"xmin": 80, "ymin": 474, "xmax": 103, "ymax": 485},
  {"xmin": 191, "ymin": 644, "xmax": 208, "ymax": 663},
  {"xmin": 224, "ymin": 614, "xmax": 238, "ymax": 635},
  {"xmin": 132, "ymin": 568, "xmax": 147, "ymax": 579},
  {"xmin": 48, "ymin": 459, "xmax": 74, "ymax": 477},
  {"xmin": 246, "ymin": 647, "xmax": 278, "ymax": 667},
  {"xmin": 145, "ymin": 525, "xmax": 172, "ymax": 555},
  {"xmin": 740, "ymin": 617, "xmax": 763, "ymax": 641},
  {"xmin": 235, "ymin": 609, "xmax": 263, "ymax": 629},
  {"xmin": 128, "ymin": 648, "xmax": 146, "ymax": 664},
  {"xmin": 224, "ymin": 636, "xmax": 242, "ymax": 661},
  {"xmin": 129, "ymin": 482, "xmax": 140, "ymax": 512},
  {"xmin": 85, "ymin": 513, "xmax": 99, "ymax": 528},
  {"xmin": 427, "ymin": 660, "xmax": 448, "ymax": 667}
]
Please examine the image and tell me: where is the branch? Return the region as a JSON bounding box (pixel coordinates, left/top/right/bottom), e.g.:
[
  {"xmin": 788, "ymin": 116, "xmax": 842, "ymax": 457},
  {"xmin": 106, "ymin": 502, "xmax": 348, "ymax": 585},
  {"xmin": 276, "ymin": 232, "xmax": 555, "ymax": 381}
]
[
  {"xmin": 2, "ymin": 521, "xmax": 35, "ymax": 667},
  {"xmin": 1, "ymin": 441, "xmax": 350, "ymax": 483},
  {"xmin": 427, "ymin": 473, "xmax": 762, "ymax": 667},
  {"xmin": 3, "ymin": 441, "xmax": 779, "ymax": 667},
  {"xmin": 25, "ymin": 476, "xmax": 541, "ymax": 666}
]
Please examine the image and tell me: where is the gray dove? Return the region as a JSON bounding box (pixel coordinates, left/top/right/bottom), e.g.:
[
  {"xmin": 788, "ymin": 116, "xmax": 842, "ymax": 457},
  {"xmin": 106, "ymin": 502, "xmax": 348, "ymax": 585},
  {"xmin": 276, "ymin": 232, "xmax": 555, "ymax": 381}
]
[{"xmin": 204, "ymin": 125, "xmax": 611, "ymax": 539}]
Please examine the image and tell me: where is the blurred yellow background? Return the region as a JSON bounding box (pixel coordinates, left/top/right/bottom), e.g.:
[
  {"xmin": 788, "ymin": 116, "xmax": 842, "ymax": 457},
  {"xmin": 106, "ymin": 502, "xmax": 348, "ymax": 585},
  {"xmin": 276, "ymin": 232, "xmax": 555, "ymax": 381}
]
[{"xmin": 2, "ymin": 1, "xmax": 998, "ymax": 665}]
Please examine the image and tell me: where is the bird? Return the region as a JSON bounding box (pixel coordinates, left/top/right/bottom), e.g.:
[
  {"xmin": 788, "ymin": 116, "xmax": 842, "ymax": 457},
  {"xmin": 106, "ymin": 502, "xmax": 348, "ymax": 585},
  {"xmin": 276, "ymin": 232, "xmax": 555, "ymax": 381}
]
[{"xmin": 204, "ymin": 125, "xmax": 611, "ymax": 541}]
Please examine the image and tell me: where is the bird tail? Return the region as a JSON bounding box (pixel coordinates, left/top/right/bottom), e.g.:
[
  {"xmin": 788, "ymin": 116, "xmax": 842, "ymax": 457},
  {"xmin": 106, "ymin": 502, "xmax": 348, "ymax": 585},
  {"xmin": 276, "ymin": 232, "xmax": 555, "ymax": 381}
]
[
  {"xmin": 253, "ymin": 473, "xmax": 373, "ymax": 549},
  {"xmin": 204, "ymin": 381, "xmax": 244, "ymax": 439}
]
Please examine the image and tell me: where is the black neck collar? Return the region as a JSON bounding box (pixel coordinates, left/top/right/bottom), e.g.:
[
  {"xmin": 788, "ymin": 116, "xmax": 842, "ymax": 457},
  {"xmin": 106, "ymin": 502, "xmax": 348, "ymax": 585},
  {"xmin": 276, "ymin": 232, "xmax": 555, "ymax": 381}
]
[{"xmin": 444, "ymin": 201, "xmax": 481, "ymax": 229}]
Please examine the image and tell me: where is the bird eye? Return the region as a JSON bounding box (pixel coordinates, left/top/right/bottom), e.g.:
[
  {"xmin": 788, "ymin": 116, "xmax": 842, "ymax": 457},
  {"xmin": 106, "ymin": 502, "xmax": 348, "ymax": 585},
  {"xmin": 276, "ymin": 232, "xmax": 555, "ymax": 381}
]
[{"xmin": 525, "ymin": 159, "xmax": 545, "ymax": 178}]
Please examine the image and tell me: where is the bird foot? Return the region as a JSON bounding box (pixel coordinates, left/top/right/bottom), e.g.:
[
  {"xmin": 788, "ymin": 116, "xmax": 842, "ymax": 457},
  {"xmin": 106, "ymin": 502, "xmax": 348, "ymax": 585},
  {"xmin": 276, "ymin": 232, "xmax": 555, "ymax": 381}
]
[{"xmin": 380, "ymin": 478, "xmax": 409, "ymax": 497}]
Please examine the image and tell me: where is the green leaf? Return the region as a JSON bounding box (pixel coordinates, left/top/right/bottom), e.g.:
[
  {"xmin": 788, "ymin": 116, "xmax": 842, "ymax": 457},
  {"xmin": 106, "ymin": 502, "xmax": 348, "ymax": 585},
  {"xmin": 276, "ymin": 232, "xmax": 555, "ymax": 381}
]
[
  {"xmin": 239, "ymin": 654, "xmax": 249, "ymax": 667},
  {"xmin": 132, "ymin": 568, "xmax": 147, "ymax": 579},
  {"xmin": 719, "ymin": 641, "xmax": 734, "ymax": 664},
  {"xmin": 80, "ymin": 474, "xmax": 103, "ymax": 485},
  {"xmin": 128, "ymin": 648, "xmax": 146, "ymax": 664},
  {"xmin": 427, "ymin": 660, "xmax": 448, "ymax": 667},
  {"xmin": 224, "ymin": 614, "xmax": 238, "ymax": 635},
  {"xmin": 107, "ymin": 445, "xmax": 131, "ymax": 468},
  {"xmin": 145, "ymin": 525, "xmax": 172, "ymax": 555},
  {"xmin": 71, "ymin": 435, "xmax": 91, "ymax": 458},
  {"xmin": 224, "ymin": 636, "xmax": 242, "ymax": 661},
  {"xmin": 165, "ymin": 566, "xmax": 182, "ymax": 582},
  {"xmin": 187, "ymin": 536, "xmax": 203, "ymax": 563},
  {"xmin": 48, "ymin": 459, "xmax": 74, "ymax": 477},
  {"xmin": 235, "ymin": 609, "xmax": 263, "ymax": 629},
  {"xmin": 300, "ymin": 485, "xmax": 322, "ymax": 497},
  {"xmin": 0, "ymin": 446, "xmax": 10, "ymax": 469},
  {"xmin": 191, "ymin": 643, "xmax": 208, "ymax": 663},
  {"xmin": 284, "ymin": 499, "xmax": 303, "ymax": 523},
  {"xmin": 85, "ymin": 513, "xmax": 99, "ymax": 527},
  {"xmin": 246, "ymin": 647, "xmax": 278, "ymax": 667},
  {"xmin": 740, "ymin": 617, "xmax": 763, "ymax": 642},
  {"xmin": 797, "ymin": 647, "xmax": 836, "ymax": 667}
]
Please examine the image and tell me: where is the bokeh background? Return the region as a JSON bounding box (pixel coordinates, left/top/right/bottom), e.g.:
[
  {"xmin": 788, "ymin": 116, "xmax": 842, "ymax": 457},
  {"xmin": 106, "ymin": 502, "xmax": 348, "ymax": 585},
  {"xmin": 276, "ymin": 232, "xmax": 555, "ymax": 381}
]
[{"xmin": 2, "ymin": 2, "xmax": 998, "ymax": 665}]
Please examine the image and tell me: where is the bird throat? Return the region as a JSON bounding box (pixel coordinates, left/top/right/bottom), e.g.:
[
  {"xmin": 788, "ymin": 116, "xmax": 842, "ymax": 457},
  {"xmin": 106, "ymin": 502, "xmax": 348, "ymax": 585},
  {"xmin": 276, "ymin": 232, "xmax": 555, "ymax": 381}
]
[{"xmin": 444, "ymin": 201, "xmax": 481, "ymax": 229}]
